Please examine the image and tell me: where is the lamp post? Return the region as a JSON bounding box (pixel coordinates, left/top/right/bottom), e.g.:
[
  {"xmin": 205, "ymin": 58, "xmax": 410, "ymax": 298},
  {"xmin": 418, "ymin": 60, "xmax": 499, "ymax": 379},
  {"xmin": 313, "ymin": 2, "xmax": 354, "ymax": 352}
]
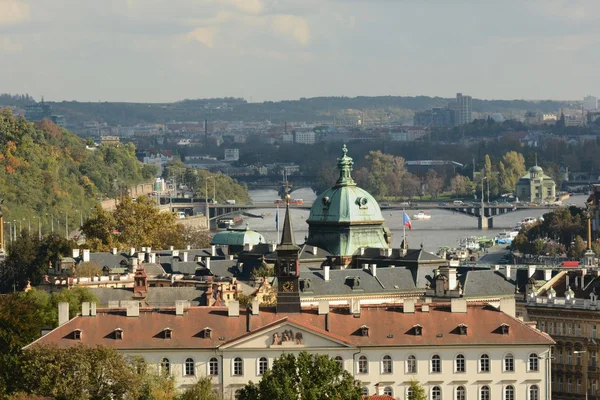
[{"xmin": 481, "ymin": 176, "xmax": 487, "ymax": 205}]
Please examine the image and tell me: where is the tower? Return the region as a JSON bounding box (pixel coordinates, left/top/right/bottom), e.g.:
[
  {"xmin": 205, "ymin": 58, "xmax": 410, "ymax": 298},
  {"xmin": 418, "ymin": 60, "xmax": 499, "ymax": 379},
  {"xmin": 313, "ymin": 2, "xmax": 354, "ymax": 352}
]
[{"xmin": 275, "ymin": 193, "xmax": 301, "ymax": 313}]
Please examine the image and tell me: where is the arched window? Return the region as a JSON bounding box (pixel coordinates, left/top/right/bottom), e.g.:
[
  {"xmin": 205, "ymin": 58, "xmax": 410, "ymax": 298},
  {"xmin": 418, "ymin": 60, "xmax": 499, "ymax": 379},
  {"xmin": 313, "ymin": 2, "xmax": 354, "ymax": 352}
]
[
  {"xmin": 358, "ymin": 355, "xmax": 368, "ymax": 374},
  {"xmin": 504, "ymin": 354, "xmax": 515, "ymax": 372},
  {"xmin": 456, "ymin": 386, "xmax": 466, "ymax": 400},
  {"xmin": 407, "ymin": 387, "xmax": 415, "ymax": 400},
  {"xmin": 431, "ymin": 386, "xmax": 442, "ymax": 400},
  {"xmin": 209, "ymin": 357, "xmax": 219, "ymax": 376},
  {"xmin": 334, "ymin": 356, "xmax": 343, "ymax": 368},
  {"xmin": 406, "ymin": 355, "xmax": 417, "ymax": 373},
  {"xmin": 160, "ymin": 358, "xmax": 170, "ymax": 375},
  {"xmin": 184, "ymin": 358, "xmax": 195, "ymax": 376},
  {"xmin": 233, "ymin": 357, "xmax": 243, "ymax": 376},
  {"xmin": 480, "ymin": 386, "xmax": 490, "ymax": 400},
  {"xmin": 431, "ymin": 354, "xmax": 441, "ymax": 373},
  {"xmin": 529, "ymin": 385, "xmax": 539, "ymax": 400},
  {"xmin": 362, "ymin": 387, "xmax": 369, "ymax": 396},
  {"xmin": 529, "ymin": 353, "xmax": 539, "ymax": 371},
  {"xmin": 480, "ymin": 354, "xmax": 490, "ymax": 372},
  {"xmin": 258, "ymin": 357, "xmax": 268, "ymax": 375},
  {"xmin": 455, "ymin": 354, "xmax": 466, "ymax": 373},
  {"xmin": 504, "ymin": 385, "xmax": 515, "ymax": 400},
  {"xmin": 382, "ymin": 355, "xmax": 392, "ymax": 374},
  {"xmin": 384, "ymin": 387, "xmax": 393, "ymax": 396}
]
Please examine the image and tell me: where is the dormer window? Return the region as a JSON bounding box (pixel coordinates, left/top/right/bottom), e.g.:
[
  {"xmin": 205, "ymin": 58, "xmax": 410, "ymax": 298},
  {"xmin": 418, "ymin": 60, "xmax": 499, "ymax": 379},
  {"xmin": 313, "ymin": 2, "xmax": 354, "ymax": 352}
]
[
  {"xmin": 204, "ymin": 327, "xmax": 213, "ymax": 339},
  {"xmin": 458, "ymin": 324, "xmax": 468, "ymax": 336},
  {"xmin": 164, "ymin": 328, "xmax": 172, "ymax": 339},
  {"xmin": 501, "ymin": 323, "xmax": 510, "ymax": 335},
  {"xmin": 413, "ymin": 324, "xmax": 423, "ymax": 336},
  {"xmin": 361, "ymin": 325, "xmax": 370, "ymax": 337},
  {"xmin": 73, "ymin": 329, "xmax": 82, "ymax": 340},
  {"xmin": 114, "ymin": 328, "xmax": 123, "ymax": 340}
]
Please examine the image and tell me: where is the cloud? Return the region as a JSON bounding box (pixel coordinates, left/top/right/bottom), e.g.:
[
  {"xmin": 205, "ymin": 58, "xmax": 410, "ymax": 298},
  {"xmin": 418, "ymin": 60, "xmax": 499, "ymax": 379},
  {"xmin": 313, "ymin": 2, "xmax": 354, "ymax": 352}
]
[
  {"xmin": 187, "ymin": 27, "xmax": 218, "ymax": 48},
  {"xmin": 271, "ymin": 14, "xmax": 310, "ymax": 46},
  {"xmin": 0, "ymin": 0, "xmax": 30, "ymax": 25},
  {"xmin": 0, "ymin": 36, "xmax": 22, "ymax": 52},
  {"xmin": 224, "ymin": 0, "xmax": 264, "ymax": 15}
]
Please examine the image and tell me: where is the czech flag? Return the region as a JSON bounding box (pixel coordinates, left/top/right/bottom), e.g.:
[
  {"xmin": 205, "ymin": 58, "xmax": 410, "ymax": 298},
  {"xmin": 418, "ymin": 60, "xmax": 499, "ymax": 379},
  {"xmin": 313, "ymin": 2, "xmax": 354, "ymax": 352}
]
[{"xmin": 403, "ymin": 212, "xmax": 412, "ymax": 231}]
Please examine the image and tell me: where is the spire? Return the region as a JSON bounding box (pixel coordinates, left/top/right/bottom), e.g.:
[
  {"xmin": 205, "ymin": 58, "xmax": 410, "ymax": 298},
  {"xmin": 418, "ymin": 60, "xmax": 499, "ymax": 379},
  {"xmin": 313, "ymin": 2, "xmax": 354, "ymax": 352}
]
[
  {"xmin": 278, "ymin": 200, "xmax": 300, "ymax": 251},
  {"xmin": 335, "ymin": 144, "xmax": 356, "ymax": 187}
]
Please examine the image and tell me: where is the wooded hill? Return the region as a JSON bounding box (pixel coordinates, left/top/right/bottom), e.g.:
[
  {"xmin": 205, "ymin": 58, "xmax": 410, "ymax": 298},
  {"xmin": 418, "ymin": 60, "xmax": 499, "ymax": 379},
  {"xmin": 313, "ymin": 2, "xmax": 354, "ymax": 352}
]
[{"xmin": 0, "ymin": 108, "xmax": 156, "ymax": 233}]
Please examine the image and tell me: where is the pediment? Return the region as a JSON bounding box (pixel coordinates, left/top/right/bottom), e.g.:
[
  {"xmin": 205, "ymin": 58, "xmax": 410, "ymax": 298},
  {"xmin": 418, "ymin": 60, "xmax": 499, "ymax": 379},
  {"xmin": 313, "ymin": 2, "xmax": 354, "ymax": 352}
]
[{"xmin": 220, "ymin": 320, "xmax": 354, "ymax": 350}]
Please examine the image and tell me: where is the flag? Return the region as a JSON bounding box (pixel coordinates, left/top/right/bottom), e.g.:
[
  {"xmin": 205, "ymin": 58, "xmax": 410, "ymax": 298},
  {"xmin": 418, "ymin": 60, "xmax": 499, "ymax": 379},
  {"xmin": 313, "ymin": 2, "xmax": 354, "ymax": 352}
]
[
  {"xmin": 403, "ymin": 212, "xmax": 412, "ymax": 231},
  {"xmin": 275, "ymin": 206, "xmax": 279, "ymax": 230}
]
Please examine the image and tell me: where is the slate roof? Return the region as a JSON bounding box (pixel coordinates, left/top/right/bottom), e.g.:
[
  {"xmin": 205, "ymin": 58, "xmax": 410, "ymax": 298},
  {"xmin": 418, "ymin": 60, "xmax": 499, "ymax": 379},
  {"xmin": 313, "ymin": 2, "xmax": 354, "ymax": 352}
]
[
  {"xmin": 29, "ymin": 303, "xmax": 554, "ymax": 350},
  {"xmin": 89, "ymin": 287, "xmax": 206, "ymax": 307},
  {"xmin": 88, "ymin": 252, "xmax": 129, "ymax": 268},
  {"xmin": 461, "ymin": 270, "xmax": 517, "ymax": 297}
]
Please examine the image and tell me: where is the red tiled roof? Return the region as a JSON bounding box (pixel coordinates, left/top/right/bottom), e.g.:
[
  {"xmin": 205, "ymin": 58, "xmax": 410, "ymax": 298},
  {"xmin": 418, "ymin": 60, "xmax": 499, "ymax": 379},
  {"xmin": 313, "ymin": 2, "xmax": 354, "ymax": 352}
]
[{"xmin": 27, "ymin": 304, "xmax": 554, "ymax": 350}]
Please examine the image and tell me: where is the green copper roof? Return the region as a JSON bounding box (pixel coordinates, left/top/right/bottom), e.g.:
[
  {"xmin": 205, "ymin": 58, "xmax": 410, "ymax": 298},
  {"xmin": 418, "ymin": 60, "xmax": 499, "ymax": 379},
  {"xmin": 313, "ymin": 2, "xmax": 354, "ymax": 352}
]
[{"xmin": 211, "ymin": 225, "xmax": 265, "ymax": 247}]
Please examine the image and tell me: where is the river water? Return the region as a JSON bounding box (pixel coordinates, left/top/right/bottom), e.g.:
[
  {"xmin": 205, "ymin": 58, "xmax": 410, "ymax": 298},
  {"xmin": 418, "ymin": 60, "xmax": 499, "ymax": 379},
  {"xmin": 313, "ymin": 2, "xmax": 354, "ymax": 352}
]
[{"xmin": 246, "ymin": 188, "xmax": 587, "ymax": 254}]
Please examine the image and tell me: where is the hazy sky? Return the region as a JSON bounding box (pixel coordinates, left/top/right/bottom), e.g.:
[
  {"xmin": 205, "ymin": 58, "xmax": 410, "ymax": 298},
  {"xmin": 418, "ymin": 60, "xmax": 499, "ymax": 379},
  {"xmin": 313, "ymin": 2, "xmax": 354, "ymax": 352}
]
[{"xmin": 1, "ymin": 0, "xmax": 598, "ymax": 102}]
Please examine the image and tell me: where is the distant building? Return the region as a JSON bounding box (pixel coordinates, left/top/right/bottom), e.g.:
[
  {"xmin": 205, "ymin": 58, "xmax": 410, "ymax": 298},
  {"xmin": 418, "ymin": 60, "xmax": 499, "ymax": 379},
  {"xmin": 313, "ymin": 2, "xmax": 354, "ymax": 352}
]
[
  {"xmin": 413, "ymin": 107, "xmax": 457, "ymax": 127},
  {"xmin": 224, "ymin": 149, "xmax": 239, "ymax": 162},
  {"xmin": 100, "ymin": 136, "xmax": 120, "ymax": 146},
  {"xmin": 25, "ymin": 103, "xmax": 52, "ymax": 122},
  {"xmin": 584, "ymin": 95, "xmax": 598, "ymax": 111},
  {"xmin": 516, "ymin": 165, "xmax": 556, "ymax": 203},
  {"xmin": 142, "ymin": 151, "xmax": 174, "ymax": 176},
  {"xmin": 293, "ymin": 130, "xmax": 316, "ymax": 145},
  {"xmin": 51, "ymin": 115, "xmax": 66, "ymax": 127},
  {"xmin": 456, "ymin": 93, "xmax": 472, "ymax": 125}
]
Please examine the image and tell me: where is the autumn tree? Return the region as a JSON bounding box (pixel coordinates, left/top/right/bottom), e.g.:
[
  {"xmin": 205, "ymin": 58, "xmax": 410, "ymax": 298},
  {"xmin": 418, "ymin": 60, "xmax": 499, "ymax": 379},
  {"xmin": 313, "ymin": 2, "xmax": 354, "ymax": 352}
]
[
  {"xmin": 180, "ymin": 377, "xmax": 223, "ymax": 400},
  {"xmin": 449, "ymin": 175, "xmax": 473, "ymax": 198},
  {"xmin": 424, "ymin": 169, "xmax": 444, "ymax": 199},
  {"xmin": 238, "ymin": 351, "xmax": 362, "ymax": 400}
]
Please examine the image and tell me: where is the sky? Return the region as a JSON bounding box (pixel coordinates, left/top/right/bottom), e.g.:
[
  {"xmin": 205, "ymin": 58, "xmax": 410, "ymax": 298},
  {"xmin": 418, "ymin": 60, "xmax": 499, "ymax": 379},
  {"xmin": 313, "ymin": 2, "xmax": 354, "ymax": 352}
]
[{"xmin": 1, "ymin": 0, "xmax": 599, "ymax": 103}]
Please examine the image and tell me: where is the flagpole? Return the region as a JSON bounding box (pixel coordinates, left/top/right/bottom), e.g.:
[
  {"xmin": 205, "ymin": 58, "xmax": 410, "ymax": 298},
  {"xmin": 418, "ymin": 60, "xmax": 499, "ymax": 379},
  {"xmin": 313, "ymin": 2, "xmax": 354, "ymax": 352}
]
[
  {"xmin": 277, "ymin": 204, "xmax": 280, "ymax": 240},
  {"xmin": 403, "ymin": 208, "xmax": 406, "ymax": 248}
]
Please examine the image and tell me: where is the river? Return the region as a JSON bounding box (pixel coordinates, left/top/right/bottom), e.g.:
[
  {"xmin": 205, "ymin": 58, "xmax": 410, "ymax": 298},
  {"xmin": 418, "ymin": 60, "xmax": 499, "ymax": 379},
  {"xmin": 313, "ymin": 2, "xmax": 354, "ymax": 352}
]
[{"xmin": 245, "ymin": 189, "xmax": 588, "ymax": 254}]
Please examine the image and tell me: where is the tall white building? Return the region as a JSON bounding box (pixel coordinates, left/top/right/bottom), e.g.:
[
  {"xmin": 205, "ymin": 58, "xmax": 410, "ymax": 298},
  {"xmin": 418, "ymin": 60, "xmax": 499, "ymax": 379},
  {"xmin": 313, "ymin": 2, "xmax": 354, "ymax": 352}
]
[
  {"xmin": 456, "ymin": 93, "xmax": 472, "ymax": 125},
  {"xmin": 29, "ymin": 298, "xmax": 553, "ymax": 400},
  {"xmin": 224, "ymin": 148, "xmax": 239, "ymax": 162},
  {"xmin": 584, "ymin": 95, "xmax": 598, "ymax": 111},
  {"xmin": 293, "ymin": 130, "xmax": 316, "ymax": 145}
]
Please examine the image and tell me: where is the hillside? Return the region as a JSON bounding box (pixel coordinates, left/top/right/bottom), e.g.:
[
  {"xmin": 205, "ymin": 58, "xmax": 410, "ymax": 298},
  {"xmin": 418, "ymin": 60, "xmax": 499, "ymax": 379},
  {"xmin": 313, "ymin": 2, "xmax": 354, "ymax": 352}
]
[{"xmin": 0, "ymin": 108, "xmax": 156, "ymax": 234}]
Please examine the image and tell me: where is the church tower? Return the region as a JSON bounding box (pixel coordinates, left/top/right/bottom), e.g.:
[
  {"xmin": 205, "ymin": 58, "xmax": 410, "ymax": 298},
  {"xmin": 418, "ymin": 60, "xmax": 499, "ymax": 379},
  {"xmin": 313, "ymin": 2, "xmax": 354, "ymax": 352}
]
[{"xmin": 275, "ymin": 192, "xmax": 301, "ymax": 313}]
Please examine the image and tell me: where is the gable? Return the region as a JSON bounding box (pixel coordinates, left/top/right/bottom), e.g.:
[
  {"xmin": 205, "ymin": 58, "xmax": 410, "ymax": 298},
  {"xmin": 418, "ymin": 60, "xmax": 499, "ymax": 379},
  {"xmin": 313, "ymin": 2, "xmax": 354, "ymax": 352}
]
[{"xmin": 221, "ymin": 321, "xmax": 354, "ymax": 350}]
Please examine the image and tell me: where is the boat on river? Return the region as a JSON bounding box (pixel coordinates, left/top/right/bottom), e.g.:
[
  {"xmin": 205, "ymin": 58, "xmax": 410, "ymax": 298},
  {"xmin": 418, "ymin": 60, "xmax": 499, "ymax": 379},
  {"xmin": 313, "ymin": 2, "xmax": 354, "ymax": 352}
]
[{"xmin": 412, "ymin": 211, "xmax": 432, "ymax": 220}]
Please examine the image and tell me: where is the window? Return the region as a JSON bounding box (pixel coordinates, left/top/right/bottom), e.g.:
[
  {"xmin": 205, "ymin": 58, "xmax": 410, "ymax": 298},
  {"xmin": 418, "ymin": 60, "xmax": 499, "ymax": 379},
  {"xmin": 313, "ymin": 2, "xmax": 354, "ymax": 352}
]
[
  {"xmin": 567, "ymin": 352, "xmax": 572, "ymax": 365},
  {"xmin": 209, "ymin": 357, "xmax": 219, "ymax": 376},
  {"xmin": 358, "ymin": 355, "xmax": 368, "ymax": 374},
  {"xmin": 456, "ymin": 386, "xmax": 466, "ymax": 400},
  {"xmin": 258, "ymin": 357, "xmax": 268, "ymax": 375},
  {"xmin": 115, "ymin": 328, "xmax": 123, "ymax": 340},
  {"xmin": 160, "ymin": 358, "xmax": 170, "ymax": 375},
  {"xmin": 164, "ymin": 328, "xmax": 172, "ymax": 339},
  {"xmin": 504, "ymin": 386, "xmax": 514, "ymax": 400},
  {"xmin": 73, "ymin": 329, "xmax": 82, "ymax": 340},
  {"xmin": 184, "ymin": 358, "xmax": 195, "ymax": 376},
  {"xmin": 431, "ymin": 386, "xmax": 442, "ymax": 400},
  {"xmin": 504, "ymin": 353, "xmax": 514, "ymax": 372},
  {"xmin": 362, "ymin": 387, "xmax": 369, "ymax": 396},
  {"xmin": 577, "ymin": 351, "xmax": 582, "ymax": 366},
  {"xmin": 558, "ymin": 350, "xmax": 563, "ymax": 364},
  {"xmin": 382, "ymin": 355, "xmax": 392, "ymax": 374},
  {"xmin": 334, "ymin": 356, "xmax": 343, "ymax": 368},
  {"xmin": 577, "ymin": 379, "xmax": 582, "ymax": 393},
  {"xmin": 594, "ymin": 325, "xmax": 597, "ymax": 339},
  {"xmin": 558, "ymin": 378, "xmax": 563, "ymax": 391},
  {"xmin": 480, "ymin": 354, "xmax": 490, "ymax": 372},
  {"xmin": 592, "ymin": 352, "xmax": 597, "ymax": 367},
  {"xmin": 455, "ymin": 354, "xmax": 466, "ymax": 373},
  {"xmin": 480, "ymin": 386, "xmax": 490, "ymax": 400},
  {"xmin": 567, "ymin": 379, "xmax": 572, "ymax": 392},
  {"xmin": 528, "ymin": 353, "xmax": 539, "ymax": 371},
  {"xmin": 384, "ymin": 387, "xmax": 393, "ymax": 396},
  {"xmin": 431, "ymin": 355, "xmax": 441, "ymax": 373},
  {"xmin": 539, "ymin": 321, "xmax": 545, "ymax": 332},
  {"xmin": 407, "ymin": 387, "xmax": 415, "ymax": 400},
  {"xmin": 233, "ymin": 357, "xmax": 243, "ymax": 376},
  {"xmin": 406, "ymin": 355, "xmax": 417, "ymax": 373}
]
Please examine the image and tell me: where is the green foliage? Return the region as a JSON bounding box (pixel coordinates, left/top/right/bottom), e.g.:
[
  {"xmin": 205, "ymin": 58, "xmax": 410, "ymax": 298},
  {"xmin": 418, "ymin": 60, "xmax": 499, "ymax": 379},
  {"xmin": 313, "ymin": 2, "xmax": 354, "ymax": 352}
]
[
  {"xmin": 179, "ymin": 377, "xmax": 222, "ymax": 400},
  {"xmin": 238, "ymin": 351, "xmax": 362, "ymax": 400},
  {"xmin": 0, "ymin": 108, "xmax": 154, "ymax": 234},
  {"xmin": 408, "ymin": 379, "xmax": 427, "ymax": 400}
]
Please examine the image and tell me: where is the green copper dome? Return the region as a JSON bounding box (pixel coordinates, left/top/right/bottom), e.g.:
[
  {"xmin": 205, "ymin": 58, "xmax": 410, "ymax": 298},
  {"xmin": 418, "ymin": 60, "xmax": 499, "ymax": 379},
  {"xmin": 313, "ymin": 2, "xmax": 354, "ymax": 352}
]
[
  {"xmin": 306, "ymin": 145, "xmax": 390, "ymax": 257},
  {"xmin": 211, "ymin": 224, "xmax": 265, "ymax": 247}
]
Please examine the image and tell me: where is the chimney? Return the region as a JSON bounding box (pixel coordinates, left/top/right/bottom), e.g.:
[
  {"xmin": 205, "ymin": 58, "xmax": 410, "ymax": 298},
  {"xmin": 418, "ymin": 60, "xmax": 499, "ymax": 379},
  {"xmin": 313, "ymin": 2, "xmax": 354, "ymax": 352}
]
[
  {"xmin": 350, "ymin": 298, "xmax": 360, "ymax": 315},
  {"xmin": 504, "ymin": 265, "xmax": 511, "ymax": 279},
  {"xmin": 129, "ymin": 247, "xmax": 135, "ymax": 256},
  {"xmin": 137, "ymin": 252, "xmax": 145, "ymax": 262},
  {"xmin": 439, "ymin": 267, "xmax": 457, "ymax": 290},
  {"xmin": 362, "ymin": 263, "xmax": 369, "ymax": 270},
  {"xmin": 359, "ymin": 247, "xmax": 365, "ymax": 256},
  {"xmin": 58, "ymin": 302, "xmax": 69, "ymax": 325},
  {"xmin": 205, "ymin": 258, "xmax": 211, "ymax": 270},
  {"xmin": 385, "ymin": 248, "xmax": 392, "ymax": 257},
  {"xmin": 528, "ymin": 265, "xmax": 536, "ymax": 278},
  {"xmin": 312, "ymin": 246, "xmax": 318, "ymax": 256},
  {"xmin": 493, "ymin": 264, "xmax": 500, "ymax": 271},
  {"xmin": 169, "ymin": 246, "xmax": 174, "ymax": 251},
  {"xmin": 499, "ymin": 297, "xmax": 516, "ymax": 318},
  {"xmin": 81, "ymin": 302, "xmax": 90, "ymax": 316},
  {"xmin": 451, "ymin": 298, "xmax": 467, "ymax": 313},
  {"xmin": 318, "ymin": 300, "xmax": 329, "ymax": 315},
  {"xmin": 566, "ymin": 274, "xmax": 570, "ymax": 290},
  {"xmin": 176, "ymin": 300, "xmax": 185, "ymax": 316},
  {"xmin": 228, "ymin": 300, "xmax": 240, "ymax": 317},
  {"xmin": 182, "ymin": 252, "xmax": 188, "ymax": 262},
  {"xmin": 131, "ymin": 258, "xmax": 139, "ymax": 269},
  {"xmin": 371, "ymin": 264, "xmax": 377, "ymax": 277},
  {"xmin": 111, "ymin": 247, "xmax": 118, "ymax": 255},
  {"xmin": 211, "ymin": 245, "xmax": 216, "ymax": 257},
  {"xmin": 126, "ymin": 301, "xmax": 140, "ymax": 317},
  {"xmin": 82, "ymin": 249, "xmax": 90, "ymax": 263},
  {"xmin": 376, "ymin": 385, "xmax": 384, "ymax": 396},
  {"xmin": 147, "ymin": 247, "xmax": 151, "ymax": 254},
  {"xmin": 324, "ymin": 265, "xmax": 330, "ymax": 282},
  {"xmin": 251, "ymin": 298, "xmax": 259, "ymax": 316},
  {"xmin": 149, "ymin": 253, "xmax": 156, "ymax": 264},
  {"xmin": 141, "ymin": 247, "xmax": 146, "ymax": 252},
  {"xmin": 72, "ymin": 248, "xmax": 80, "ymax": 258},
  {"xmin": 268, "ymin": 243, "xmax": 276, "ymax": 252},
  {"xmin": 421, "ymin": 304, "xmax": 430, "ymax": 313},
  {"xmin": 404, "ymin": 298, "xmax": 415, "ymax": 313},
  {"xmin": 90, "ymin": 302, "xmax": 96, "ymax": 317},
  {"xmin": 187, "ymin": 245, "xmax": 191, "ymax": 250}
]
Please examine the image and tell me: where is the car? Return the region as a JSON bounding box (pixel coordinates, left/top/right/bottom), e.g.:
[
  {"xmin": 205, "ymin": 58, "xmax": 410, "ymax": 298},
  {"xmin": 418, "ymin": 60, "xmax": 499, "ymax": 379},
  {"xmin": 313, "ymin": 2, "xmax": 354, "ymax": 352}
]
[
  {"xmin": 438, "ymin": 202, "xmax": 448, "ymax": 206},
  {"xmin": 400, "ymin": 201, "xmax": 410, "ymax": 206}
]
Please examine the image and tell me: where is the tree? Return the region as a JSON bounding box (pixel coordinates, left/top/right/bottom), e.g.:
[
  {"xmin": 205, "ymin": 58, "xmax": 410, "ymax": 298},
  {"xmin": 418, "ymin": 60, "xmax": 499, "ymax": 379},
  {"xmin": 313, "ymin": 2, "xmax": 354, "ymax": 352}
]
[
  {"xmin": 402, "ymin": 175, "xmax": 421, "ymax": 200},
  {"xmin": 424, "ymin": 169, "xmax": 444, "ymax": 199},
  {"xmin": 449, "ymin": 175, "xmax": 473, "ymax": 198},
  {"xmin": 180, "ymin": 377, "xmax": 223, "ymax": 400},
  {"xmin": 238, "ymin": 351, "xmax": 362, "ymax": 400},
  {"xmin": 407, "ymin": 379, "xmax": 427, "ymax": 400},
  {"xmin": 568, "ymin": 235, "xmax": 587, "ymax": 258}
]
